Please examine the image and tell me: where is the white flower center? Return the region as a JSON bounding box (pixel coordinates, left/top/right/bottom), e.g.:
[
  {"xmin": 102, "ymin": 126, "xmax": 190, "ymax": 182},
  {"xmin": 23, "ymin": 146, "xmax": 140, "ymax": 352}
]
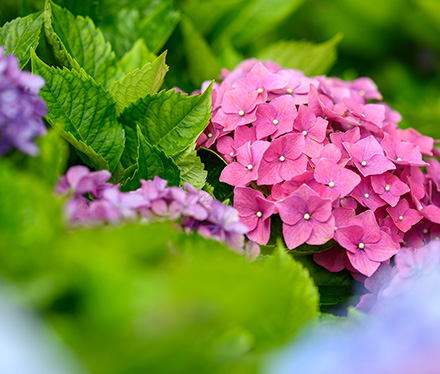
[
  {"xmin": 229, "ymin": 152, "xmax": 235, "ymax": 157},
  {"xmin": 328, "ymin": 181, "xmax": 335, "ymax": 188},
  {"xmin": 399, "ymin": 215, "xmax": 404, "ymax": 221},
  {"xmin": 396, "ymin": 157, "xmax": 402, "ymax": 161},
  {"xmin": 238, "ymin": 110, "xmax": 245, "ymax": 116},
  {"xmin": 207, "ymin": 133, "xmax": 213, "ymax": 138},
  {"xmin": 358, "ymin": 242, "xmax": 365, "ymax": 249},
  {"xmin": 257, "ymin": 88, "xmax": 264, "ymax": 94},
  {"xmin": 302, "ymin": 130, "xmax": 307, "ymax": 136},
  {"xmin": 385, "ymin": 184, "xmax": 391, "ymax": 191},
  {"xmin": 256, "ymin": 211, "xmax": 263, "ymax": 217},
  {"xmin": 364, "ymin": 193, "xmax": 370, "ymax": 199},
  {"xmin": 273, "ymin": 119, "xmax": 279, "ymax": 125},
  {"xmin": 286, "ymin": 88, "xmax": 293, "ymax": 94},
  {"xmin": 279, "ymin": 156, "xmax": 286, "ymax": 162},
  {"xmin": 247, "ymin": 164, "xmax": 253, "ymax": 170},
  {"xmin": 303, "ymin": 213, "xmax": 311, "ymax": 220},
  {"xmin": 361, "ymin": 161, "xmax": 367, "ymax": 167}
]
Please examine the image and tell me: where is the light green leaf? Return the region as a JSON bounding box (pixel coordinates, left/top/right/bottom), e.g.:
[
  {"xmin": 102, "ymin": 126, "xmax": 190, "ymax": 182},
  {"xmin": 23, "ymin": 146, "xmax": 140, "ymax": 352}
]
[
  {"xmin": 122, "ymin": 126, "xmax": 180, "ymax": 191},
  {"xmin": 0, "ymin": 12, "xmax": 43, "ymax": 68},
  {"xmin": 119, "ymin": 83, "xmax": 213, "ymax": 164},
  {"xmin": 31, "ymin": 51, "xmax": 125, "ymax": 172},
  {"xmin": 115, "ymin": 39, "xmax": 157, "ymax": 79},
  {"xmin": 171, "ymin": 143, "xmax": 207, "ymax": 189},
  {"xmin": 44, "ymin": 0, "xmax": 115, "ymax": 86},
  {"xmin": 109, "ymin": 51, "xmax": 168, "ymax": 115},
  {"xmin": 258, "ymin": 34, "xmax": 343, "ymax": 76},
  {"xmin": 180, "ymin": 16, "xmax": 221, "ymax": 86},
  {"xmin": 212, "ymin": 0, "xmax": 305, "ymax": 48}
]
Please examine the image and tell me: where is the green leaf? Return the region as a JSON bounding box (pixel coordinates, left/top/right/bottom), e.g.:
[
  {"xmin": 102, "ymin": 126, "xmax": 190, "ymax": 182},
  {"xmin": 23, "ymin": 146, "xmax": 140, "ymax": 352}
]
[
  {"xmin": 211, "ymin": 0, "xmax": 305, "ymax": 48},
  {"xmin": 171, "ymin": 143, "xmax": 207, "ymax": 189},
  {"xmin": 26, "ymin": 129, "xmax": 69, "ymax": 186},
  {"xmin": 121, "ymin": 126, "xmax": 180, "ymax": 191},
  {"xmin": 180, "ymin": 16, "xmax": 221, "ymax": 86},
  {"xmin": 139, "ymin": 1, "xmax": 180, "ymax": 53},
  {"xmin": 31, "ymin": 51, "xmax": 125, "ymax": 172},
  {"xmin": 0, "ymin": 12, "xmax": 43, "ymax": 68},
  {"xmin": 44, "ymin": 0, "xmax": 116, "ymax": 86},
  {"xmin": 198, "ymin": 147, "xmax": 234, "ymax": 203},
  {"xmin": 258, "ymin": 34, "xmax": 343, "ymax": 76},
  {"xmin": 109, "ymin": 51, "xmax": 168, "ymax": 115},
  {"xmin": 119, "ymin": 83, "xmax": 213, "ymax": 165},
  {"xmin": 295, "ymin": 255, "xmax": 354, "ymax": 306},
  {"xmin": 115, "ymin": 39, "xmax": 157, "ymax": 79}
]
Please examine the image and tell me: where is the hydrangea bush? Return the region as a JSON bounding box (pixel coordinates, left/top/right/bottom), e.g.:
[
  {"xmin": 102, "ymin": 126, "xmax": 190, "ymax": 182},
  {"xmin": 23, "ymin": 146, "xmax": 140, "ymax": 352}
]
[{"xmin": 197, "ymin": 58, "xmax": 440, "ymax": 277}]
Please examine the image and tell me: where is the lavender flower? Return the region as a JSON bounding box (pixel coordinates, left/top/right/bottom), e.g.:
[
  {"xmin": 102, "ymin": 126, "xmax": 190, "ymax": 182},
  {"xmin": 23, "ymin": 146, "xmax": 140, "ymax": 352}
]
[
  {"xmin": 0, "ymin": 47, "xmax": 47, "ymax": 156},
  {"xmin": 56, "ymin": 167, "xmax": 256, "ymax": 255}
]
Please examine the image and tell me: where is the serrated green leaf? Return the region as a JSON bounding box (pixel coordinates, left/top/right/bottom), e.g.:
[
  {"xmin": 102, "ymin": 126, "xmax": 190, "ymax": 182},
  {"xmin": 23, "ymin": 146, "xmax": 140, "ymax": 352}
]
[
  {"xmin": 44, "ymin": 0, "xmax": 115, "ymax": 86},
  {"xmin": 26, "ymin": 129, "xmax": 69, "ymax": 186},
  {"xmin": 109, "ymin": 51, "xmax": 168, "ymax": 115},
  {"xmin": 212, "ymin": 0, "xmax": 305, "ymax": 48},
  {"xmin": 171, "ymin": 143, "xmax": 207, "ymax": 189},
  {"xmin": 31, "ymin": 51, "xmax": 125, "ymax": 172},
  {"xmin": 115, "ymin": 39, "xmax": 157, "ymax": 79},
  {"xmin": 258, "ymin": 34, "xmax": 343, "ymax": 76},
  {"xmin": 180, "ymin": 16, "xmax": 221, "ymax": 86},
  {"xmin": 121, "ymin": 126, "xmax": 180, "ymax": 191},
  {"xmin": 0, "ymin": 12, "xmax": 43, "ymax": 68},
  {"xmin": 119, "ymin": 83, "xmax": 213, "ymax": 165},
  {"xmin": 198, "ymin": 147, "xmax": 234, "ymax": 203}
]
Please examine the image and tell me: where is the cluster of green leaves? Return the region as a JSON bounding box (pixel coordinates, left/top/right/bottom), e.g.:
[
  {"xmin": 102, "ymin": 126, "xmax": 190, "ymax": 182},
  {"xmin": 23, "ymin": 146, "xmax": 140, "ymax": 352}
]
[{"xmin": 0, "ymin": 156, "xmax": 319, "ymax": 373}]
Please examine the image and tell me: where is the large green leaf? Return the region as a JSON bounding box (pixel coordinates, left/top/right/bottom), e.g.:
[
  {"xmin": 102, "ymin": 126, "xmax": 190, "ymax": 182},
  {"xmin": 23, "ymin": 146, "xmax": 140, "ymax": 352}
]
[
  {"xmin": 171, "ymin": 143, "xmax": 207, "ymax": 189},
  {"xmin": 109, "ymin": 51, "xmax": 168, "ymax": 115},
  {"xmin": 258, "ymin": 34, "xmax": 343, "ymax": 76},
  {"xmin": 31, "ymin": 51, "xmax": 125, "ymax": 172},
  {"xmin": 114, "ymin": 38, "xmax": 157, "ymax": 79},
  {"xmin": 0, "ymin": 12, "xmax": 43, "ymax": 67},
  {"xmin": 211, "ymin": 0, "xmax": 305, "ymax": 48},
  {"xmin": 121, "ymin": 126, "xmax": 180, "ymax": 191},
  {"xmin": 180, "ymin": 16, "xmax": 221, "ymax": 86},
  {"xmin": 44, "ymin": 0, "xmax": 115, "ymax": 86},
  {"xmin": 119, "ymin": 83, "xmax": 213, "ymax": 165}
]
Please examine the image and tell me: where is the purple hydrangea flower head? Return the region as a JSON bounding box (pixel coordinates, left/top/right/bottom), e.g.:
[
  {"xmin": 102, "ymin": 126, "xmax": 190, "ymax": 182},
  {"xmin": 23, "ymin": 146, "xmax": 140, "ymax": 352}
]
[{"xmin": 0, "ymin": 47, "xmax": 47, "ymax": 156}]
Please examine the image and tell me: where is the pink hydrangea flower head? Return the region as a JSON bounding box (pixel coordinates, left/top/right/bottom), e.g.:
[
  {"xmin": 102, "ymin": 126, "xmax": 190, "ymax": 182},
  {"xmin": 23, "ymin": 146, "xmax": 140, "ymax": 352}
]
[
  {"xmin": 370, "ymin": 172, "xmax": 410, "ymax": 207},
  {"xmin": 386, "ymin": 198, "xmax": 423, "ymax": 233}
]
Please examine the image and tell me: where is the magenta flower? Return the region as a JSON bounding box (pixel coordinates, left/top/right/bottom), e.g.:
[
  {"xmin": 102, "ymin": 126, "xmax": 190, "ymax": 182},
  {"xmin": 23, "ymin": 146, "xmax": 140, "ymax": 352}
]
[
  {"xmin": 370, "ymin": 172, "xmax": 410, "ymax": 207},
  {"xmin": 254, "ymin": 95, "xmax": 296, "ymax": 139},
  {"xmin": 277, "ymin": 184, "xmax": 335, "ymax": 249},
  {"xmin": 387, "ymin": 198, "xmax": 423, "ymax": 233},
  {"xmin": 268, "ymin": 69, "xmax": 317, "ymax": 104},
  {"xmin": 234, "ymin": 187, "xmax": 275, "ymax": 245},
  {"xmin": 343, "ymin": 135, "xmax": 396, "ymax": 177},
  {"xmin": 335, "ymin": 211, "xmax": 400, "ymax": 276},
  {"xmin": 314, "ymin": 158, "xmax": 361, "ymax": 201},
  {"xmin": 293, "ymin": 105, "xmax": 328, "ymax": 158},
  {"xmin": 351, "ymin": 177, "xmax": 386, "ymax": 211},
  {"xmin": 212, "ymin": 89, "xmax": 258, "ymax": 131},
  {"xmin": 381, "ymin": 133, "xmax": 428, "ymax": 166},
  {"xmin": 343, "ymin": 98, "xmax": 385, "ymax": 132},
  {"xmin": 398, "ymin": 128, "xmax": 434, "ymax": 156},
  {"xmin": 219, "ymin": 141, "xmax": 270, "ymax": 187}
]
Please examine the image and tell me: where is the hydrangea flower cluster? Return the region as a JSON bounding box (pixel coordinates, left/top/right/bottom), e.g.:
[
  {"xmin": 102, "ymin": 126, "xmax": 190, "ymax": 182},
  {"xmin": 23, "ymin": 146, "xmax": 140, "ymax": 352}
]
[
  {"xmin": 197, "ymin": 58, "xmax": 440, "ymax": 277},
  {"xmin": 0, "ymin": 47, "xmax": 47, "ymax": 156},
  {"xmin": 56, "ymin": 166, "xmax": 257, "ymax": 255}
]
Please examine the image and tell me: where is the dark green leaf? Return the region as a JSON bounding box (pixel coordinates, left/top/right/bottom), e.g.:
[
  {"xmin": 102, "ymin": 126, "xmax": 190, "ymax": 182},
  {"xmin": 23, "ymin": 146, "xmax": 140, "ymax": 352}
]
[
  {"xmin": 121, "ymin": 126, "xmax": 180, "ymax": 191},
  {"xmin": 31, "ymin": 51, "xmax": 125, "ymax": 172},
  {"xmin": 0, "ymin": 12, "xmax": 43, "ymax": 67}
]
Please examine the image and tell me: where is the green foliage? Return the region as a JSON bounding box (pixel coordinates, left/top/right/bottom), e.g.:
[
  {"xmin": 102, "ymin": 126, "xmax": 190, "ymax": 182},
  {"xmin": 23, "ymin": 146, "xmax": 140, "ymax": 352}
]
[
  {"xmin": 114, "ymin": 39, "xmax": 157, "ymax": 79},
  {"xmin": 180, "ymin": 16, "xmax": 221, "ymax": 86},
  {"xmin": 0, "ymin": 12, "xmax": 43, "ymax": 67},
  {"xmin": 171, "ymin": 143, "xmax": 207, "ymax": 189},
  {"xmin": 44, "ymin": 0, "xmax": 116, "ymax": 87},
  {"xmin": 118, "ymin": 84, "xmax": 213, "ymax": 166},
  {"xmin": 121, "ymin": 126, "xmax": 181, "ymax": 191},
  {"xmin": 31, "ymin": 51, "xmax": 125, "ymax": 172},
  {"xmin": 109, "ymin": 51, "xmax": 168, "ymax": 115},
  {"xmin": 258, "ymin": 34, "xmax": 343, "ymax": 76}
]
